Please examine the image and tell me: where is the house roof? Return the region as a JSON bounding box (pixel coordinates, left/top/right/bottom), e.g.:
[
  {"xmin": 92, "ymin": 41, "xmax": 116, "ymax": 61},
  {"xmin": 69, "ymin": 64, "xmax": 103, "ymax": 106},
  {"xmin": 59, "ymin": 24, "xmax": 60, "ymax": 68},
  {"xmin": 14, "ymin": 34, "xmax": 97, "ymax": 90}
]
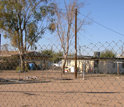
[
  {"xmin": 0, "ymin": 51, "xmax": 19, "ymax": 56},
  {"xmin": 59, "ymin": 55, "xmax": 93, "ymax": 59},
  {"xmin": 60, "ymin": 55, "xmax": 124, "ymax": 61},
  {"xmin": 22, "ymin": 51, "xmax": 52, "ymax": 58},
  {"xmin": 0, "ymin": 51, "xmax": 51, "ymax": 58}
]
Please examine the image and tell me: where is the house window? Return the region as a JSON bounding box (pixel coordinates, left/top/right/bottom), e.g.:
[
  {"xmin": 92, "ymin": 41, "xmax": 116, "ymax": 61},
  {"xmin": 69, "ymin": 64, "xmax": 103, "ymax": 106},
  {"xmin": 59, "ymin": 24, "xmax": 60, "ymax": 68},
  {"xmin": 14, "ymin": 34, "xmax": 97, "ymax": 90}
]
[{"xmin": 122, "ymin": 62, "xmax": 124, "ymax": 68}]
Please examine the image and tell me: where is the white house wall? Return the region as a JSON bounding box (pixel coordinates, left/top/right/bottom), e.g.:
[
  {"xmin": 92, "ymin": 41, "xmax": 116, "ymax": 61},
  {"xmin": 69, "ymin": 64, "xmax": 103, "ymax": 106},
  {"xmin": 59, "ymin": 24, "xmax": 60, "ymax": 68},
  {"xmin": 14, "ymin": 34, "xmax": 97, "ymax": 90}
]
[{"xmin": 62, "ymin": 59, "xmax": 94, "ymax": 72}]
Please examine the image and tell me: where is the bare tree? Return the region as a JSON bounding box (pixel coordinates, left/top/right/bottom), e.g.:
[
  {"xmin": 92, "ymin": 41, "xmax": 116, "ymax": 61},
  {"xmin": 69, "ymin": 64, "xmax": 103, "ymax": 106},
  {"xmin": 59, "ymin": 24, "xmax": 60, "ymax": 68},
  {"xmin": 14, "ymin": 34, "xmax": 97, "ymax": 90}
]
[{"xmin": 54, "ymin": 0, "xmax": 89, "ymax": 74}]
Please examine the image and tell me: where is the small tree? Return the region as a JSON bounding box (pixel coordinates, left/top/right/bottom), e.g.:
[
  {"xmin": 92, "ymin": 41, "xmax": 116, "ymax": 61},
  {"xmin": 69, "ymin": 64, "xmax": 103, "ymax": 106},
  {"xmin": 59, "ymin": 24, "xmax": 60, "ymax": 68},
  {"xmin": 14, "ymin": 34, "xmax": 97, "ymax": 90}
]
[
  {"xmin": 0, "ymin": 0, "xmax": 55, "ymax": 72},
  {"xmin": 41, "ymin": 49, "xmax": 63, "ymax": 63},
  {"xmin": 41, "ymin": 49, "xmax": 54, "ymax": 56},
  {"xmin": 100, "ymin": 50, "xmax": 116, "ymax": 58},
  {"xmin": 53, "ymin": 51, "xmax": 63, "ymax": 63}
]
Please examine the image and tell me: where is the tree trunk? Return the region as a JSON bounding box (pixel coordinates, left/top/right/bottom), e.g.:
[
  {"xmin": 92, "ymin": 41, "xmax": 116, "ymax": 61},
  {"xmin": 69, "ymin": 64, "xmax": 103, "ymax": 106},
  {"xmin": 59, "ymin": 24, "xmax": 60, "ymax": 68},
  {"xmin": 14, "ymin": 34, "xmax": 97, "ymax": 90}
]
[
  {"xmin": 19, "ymin": 49, "xmax": 25, "ymax": 72},
  {"xmin": 62, "ymin": 54, "xmax": 67, "ymax": 74}
]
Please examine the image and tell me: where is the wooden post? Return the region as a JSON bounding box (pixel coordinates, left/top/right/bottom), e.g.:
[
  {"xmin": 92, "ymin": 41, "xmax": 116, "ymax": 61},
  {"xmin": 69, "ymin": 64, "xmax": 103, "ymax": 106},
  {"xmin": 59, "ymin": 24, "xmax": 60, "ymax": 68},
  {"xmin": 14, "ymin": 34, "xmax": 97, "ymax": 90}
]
[{"xmin": 75, "ymin": 8, "xmax": 77, "ymax": 78}]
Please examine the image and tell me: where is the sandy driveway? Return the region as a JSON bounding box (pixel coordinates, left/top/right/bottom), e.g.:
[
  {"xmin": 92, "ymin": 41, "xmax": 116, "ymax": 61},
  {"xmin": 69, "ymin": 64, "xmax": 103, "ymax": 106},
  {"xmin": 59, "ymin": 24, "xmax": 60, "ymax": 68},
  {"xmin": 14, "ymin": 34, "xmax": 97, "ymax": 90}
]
[{"xmin": 0, "ymin": 70, "xmax": 124, "ymax": 107}]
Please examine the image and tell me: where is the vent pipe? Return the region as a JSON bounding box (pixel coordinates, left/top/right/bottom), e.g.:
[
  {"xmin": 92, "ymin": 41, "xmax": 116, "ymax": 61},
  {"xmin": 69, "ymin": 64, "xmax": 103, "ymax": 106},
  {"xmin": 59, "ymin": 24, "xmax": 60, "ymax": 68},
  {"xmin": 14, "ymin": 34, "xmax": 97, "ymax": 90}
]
[{"xmin": 94, "ymin": 52, "xmax": 100, "ymax": 58}]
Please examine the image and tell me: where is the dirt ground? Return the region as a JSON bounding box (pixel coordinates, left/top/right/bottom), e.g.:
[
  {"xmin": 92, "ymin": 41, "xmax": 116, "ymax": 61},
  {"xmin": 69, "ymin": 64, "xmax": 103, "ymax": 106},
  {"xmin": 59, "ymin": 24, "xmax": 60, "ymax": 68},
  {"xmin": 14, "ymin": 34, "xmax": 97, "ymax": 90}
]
[{"xmin": 0, "ymin": 70, "xmax": 124, "ymax": 107}]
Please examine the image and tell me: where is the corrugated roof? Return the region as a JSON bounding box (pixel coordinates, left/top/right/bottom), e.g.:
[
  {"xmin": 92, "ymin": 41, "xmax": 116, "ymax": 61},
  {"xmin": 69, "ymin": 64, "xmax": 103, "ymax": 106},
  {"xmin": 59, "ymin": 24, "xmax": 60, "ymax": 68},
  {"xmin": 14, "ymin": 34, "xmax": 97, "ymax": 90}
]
[
  {"xmin": 0, "ymin": 51, "xmax": 52, "ymax": 58},
  {"xmin": 23, "ymin": 51, "xmax": 52, "ymax": 57},
  {"xmin": 0, "ymin": 51, "xmax": 19, "ymax": 56},
  {"xmin": 0, "ymin": 51, "xmax": 46, "ymax": 56}
]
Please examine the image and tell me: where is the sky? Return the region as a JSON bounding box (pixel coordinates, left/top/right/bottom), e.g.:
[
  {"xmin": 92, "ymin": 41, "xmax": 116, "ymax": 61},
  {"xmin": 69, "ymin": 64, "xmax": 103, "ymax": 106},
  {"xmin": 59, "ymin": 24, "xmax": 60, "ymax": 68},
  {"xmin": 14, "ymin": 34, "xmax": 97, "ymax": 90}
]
[
  {"xmin": 1, "ymin": 0, "xmax": 124, "ymax": 54},
  {"xmin": 38, "ymin": 0, "xmax": 124, "ymax": 46}
]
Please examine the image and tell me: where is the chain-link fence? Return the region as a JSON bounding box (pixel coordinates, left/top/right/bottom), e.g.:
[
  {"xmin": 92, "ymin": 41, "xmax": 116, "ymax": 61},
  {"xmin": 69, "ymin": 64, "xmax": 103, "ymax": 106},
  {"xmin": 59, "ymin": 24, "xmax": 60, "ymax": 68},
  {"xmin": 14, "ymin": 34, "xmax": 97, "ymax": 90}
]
[{"xmin": 0, "ymin": 40, "xmax": 124, "ymax": 107}]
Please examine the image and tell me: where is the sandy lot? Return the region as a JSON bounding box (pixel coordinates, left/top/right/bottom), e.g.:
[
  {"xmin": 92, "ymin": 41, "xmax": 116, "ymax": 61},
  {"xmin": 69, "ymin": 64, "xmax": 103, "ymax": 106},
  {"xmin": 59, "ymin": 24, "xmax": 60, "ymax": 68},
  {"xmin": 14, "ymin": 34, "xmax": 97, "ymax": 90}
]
[{"xmin": 0, "ymin": 70, "xmax": 124, "ymax": 107}]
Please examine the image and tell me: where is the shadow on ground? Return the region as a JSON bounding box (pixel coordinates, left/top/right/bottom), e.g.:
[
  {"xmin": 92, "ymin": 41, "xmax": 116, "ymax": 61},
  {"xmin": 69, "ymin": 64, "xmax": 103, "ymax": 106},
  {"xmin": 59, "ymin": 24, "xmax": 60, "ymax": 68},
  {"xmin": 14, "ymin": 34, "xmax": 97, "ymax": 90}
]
[{"xmin": 0, "ymin": 78, "xmax": 51, "ymax": 85}]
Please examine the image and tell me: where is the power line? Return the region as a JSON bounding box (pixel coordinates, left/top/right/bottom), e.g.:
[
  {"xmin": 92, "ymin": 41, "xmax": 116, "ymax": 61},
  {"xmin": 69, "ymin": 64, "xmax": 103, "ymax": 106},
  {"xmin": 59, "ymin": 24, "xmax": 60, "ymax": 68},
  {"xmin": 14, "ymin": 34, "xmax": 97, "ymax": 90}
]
[
  {"xmin": 56, "ymin": 8, "xmax": 124, "ymax": 37},
  {"xmin": 79, "ymin": 12, "xmax": 124, "ymax": 37}
]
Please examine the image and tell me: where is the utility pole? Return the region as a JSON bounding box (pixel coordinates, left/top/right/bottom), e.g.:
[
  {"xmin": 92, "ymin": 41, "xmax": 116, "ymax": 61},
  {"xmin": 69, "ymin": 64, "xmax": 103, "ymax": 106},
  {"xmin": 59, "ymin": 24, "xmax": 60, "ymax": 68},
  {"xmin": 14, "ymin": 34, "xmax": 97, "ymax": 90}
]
[
  {"xmin": 122, "ymin": 45, "xmax": 123, "ymax": 57},
  {"xmin": 75, "ymin": 9, "xmax": 77, "ymax": 78}
]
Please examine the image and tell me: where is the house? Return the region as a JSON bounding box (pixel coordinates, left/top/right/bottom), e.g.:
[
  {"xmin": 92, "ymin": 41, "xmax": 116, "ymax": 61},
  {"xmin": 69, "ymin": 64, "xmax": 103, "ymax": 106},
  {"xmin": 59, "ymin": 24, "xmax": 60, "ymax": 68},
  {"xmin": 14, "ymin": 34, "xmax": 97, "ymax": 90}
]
[
  {"xmin": 21, "ymin": 51, "xmax": 52, "ymax": 70},
  {"xmin": 0, "ymin": 51, "xmax": 52, "ymax": 70},
  {"xmin": 61, "ymin": 55, "xmax": 94, "ymax": 73},
  {"xmin": 61, "ymin": 53, "xmax": 124, "ymax": 74}
]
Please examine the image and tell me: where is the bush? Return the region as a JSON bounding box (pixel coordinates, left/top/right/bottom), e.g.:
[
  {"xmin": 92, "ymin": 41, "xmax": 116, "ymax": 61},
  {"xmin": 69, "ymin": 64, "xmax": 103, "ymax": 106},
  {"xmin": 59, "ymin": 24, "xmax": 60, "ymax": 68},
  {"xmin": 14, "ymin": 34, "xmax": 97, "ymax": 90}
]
[{"xmin": 16, "ymin": 66, "xmax": 29, "ymax": 72}]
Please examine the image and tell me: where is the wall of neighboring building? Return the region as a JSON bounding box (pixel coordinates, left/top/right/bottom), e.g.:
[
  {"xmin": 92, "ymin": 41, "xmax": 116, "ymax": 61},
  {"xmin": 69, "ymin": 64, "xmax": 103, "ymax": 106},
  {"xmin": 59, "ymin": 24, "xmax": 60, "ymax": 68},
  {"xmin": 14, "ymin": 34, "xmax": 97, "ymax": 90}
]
[
  {"xmin": 99, "ymin": 61, "xmax": 116, "ymax": 74},
  {"xmin": 99, "ymin": 60, "xmax": 124, "ymax": 74}
]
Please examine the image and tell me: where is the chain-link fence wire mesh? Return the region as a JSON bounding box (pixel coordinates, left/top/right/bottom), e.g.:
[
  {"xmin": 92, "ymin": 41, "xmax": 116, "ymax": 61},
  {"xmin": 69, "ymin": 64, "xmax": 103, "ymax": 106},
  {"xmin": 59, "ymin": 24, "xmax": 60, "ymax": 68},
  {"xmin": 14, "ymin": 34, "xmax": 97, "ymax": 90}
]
[{"xmin": 0, "ymin": 40, "xmax": 124, "ymax": 107}]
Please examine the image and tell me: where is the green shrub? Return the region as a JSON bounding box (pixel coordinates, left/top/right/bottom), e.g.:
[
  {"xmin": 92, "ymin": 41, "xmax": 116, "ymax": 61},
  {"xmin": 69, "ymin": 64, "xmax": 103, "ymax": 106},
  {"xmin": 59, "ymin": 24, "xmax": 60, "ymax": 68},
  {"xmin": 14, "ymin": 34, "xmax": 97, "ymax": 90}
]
[{"xmin": 16, "ymin": 66, "xmax": 29, "ymax": 72}]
